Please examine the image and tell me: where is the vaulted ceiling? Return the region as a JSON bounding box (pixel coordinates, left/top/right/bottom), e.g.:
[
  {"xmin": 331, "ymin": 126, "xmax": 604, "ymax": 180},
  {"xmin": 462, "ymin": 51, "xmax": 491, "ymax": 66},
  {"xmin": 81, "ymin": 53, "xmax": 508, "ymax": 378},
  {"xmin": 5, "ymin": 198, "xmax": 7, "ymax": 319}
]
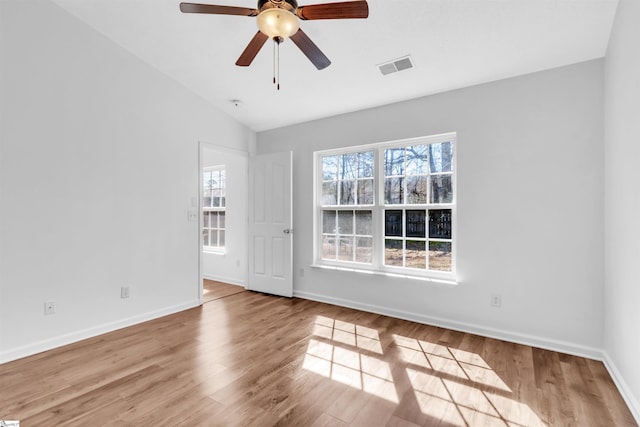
[{"xmin": 51, "ymin": 0, "xmax": 618, "ymax": 131}]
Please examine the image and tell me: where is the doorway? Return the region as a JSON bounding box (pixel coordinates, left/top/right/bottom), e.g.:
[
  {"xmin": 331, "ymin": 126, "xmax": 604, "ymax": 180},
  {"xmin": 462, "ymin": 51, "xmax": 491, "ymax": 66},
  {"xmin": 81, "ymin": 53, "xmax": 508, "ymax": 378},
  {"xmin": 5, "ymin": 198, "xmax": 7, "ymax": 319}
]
[{"xmin": 199, "ymin": 142, "xmax": 249, "ymax": 302}]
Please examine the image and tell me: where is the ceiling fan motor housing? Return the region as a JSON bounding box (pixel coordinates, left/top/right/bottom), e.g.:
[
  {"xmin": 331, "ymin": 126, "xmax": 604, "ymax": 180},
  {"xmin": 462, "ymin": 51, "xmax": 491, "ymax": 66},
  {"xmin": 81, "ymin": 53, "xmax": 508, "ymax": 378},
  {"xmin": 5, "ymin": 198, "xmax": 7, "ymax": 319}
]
[{"xmin": 258, "ymin": 0, "xmax": 298, "ymax": 13}]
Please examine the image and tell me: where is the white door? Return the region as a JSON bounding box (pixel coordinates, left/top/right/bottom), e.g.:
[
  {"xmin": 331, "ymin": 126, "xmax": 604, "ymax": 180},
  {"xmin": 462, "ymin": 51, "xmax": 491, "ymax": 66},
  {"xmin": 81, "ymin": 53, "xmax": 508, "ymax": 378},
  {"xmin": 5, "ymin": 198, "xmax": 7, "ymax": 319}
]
[{"xmin": 248, "ymin": 151, "xmax": 293, "ymax": 297}]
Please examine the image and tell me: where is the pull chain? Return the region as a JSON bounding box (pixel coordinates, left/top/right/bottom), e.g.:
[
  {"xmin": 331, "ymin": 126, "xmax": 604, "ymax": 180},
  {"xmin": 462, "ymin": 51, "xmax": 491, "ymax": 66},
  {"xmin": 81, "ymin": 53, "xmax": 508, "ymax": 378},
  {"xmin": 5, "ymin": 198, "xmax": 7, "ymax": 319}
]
[{"xmin": 272, "ymin": 37, "xmax": 283, "ymax": 91}]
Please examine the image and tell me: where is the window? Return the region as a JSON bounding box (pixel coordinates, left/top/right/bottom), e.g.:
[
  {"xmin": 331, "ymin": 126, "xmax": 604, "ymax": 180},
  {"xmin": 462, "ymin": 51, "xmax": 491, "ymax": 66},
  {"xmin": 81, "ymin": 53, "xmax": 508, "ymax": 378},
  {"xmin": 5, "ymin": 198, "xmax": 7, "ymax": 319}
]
[
  {"xmin": 320, "ymin": 151, "xmax": 374, "ymax": 263},
  {"xmin": 203, "ymin": 166, "xmax": 225, "ymax": 251},
  {"xmin": 315, "ymin": 133, "xmax": 455, "ymax": 279}
]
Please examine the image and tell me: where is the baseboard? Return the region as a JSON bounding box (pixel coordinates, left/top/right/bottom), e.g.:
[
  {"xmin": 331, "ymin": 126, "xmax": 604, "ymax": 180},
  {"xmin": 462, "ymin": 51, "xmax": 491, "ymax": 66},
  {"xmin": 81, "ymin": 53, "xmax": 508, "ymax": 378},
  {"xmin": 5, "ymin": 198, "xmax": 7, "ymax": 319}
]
[
  {"xmin": 0, "ymin": 299, "xmax": 201, "ymax": 364},
  {"xmin": 603, "ymin": 352, "xmax": 640, "ymax": 424},
  {"xmin": 203, "ymin": 275, "xmax": 246, "ymax": 288},
  {"xmin": 293, "ymin": 290, "xmax": 603, "ymax": 360}
]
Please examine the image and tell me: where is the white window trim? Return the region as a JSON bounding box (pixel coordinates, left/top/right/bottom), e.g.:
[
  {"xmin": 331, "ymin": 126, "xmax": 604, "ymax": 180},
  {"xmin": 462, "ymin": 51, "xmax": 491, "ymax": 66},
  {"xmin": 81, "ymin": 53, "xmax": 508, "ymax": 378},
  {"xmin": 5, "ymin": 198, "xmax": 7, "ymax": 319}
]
[
  {"xmin": 313, "ymin": 132, "xmax": 457, "ymax": 282},
  {"xmin": 203, "ymin": 165, "xmax": 226, "ymax": 254}
]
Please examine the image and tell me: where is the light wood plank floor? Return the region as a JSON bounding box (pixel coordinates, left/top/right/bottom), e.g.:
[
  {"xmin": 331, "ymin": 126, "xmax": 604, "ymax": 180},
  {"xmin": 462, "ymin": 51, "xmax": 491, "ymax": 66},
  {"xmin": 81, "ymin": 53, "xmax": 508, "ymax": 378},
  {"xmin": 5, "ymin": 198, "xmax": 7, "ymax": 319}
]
[
  {"xmin": 1, "ymin": 283, "xmax": 636, "ymax": 426},
  {"xmin": 203, "ymin": 279, "xmax": 245, "ymax": 303}
]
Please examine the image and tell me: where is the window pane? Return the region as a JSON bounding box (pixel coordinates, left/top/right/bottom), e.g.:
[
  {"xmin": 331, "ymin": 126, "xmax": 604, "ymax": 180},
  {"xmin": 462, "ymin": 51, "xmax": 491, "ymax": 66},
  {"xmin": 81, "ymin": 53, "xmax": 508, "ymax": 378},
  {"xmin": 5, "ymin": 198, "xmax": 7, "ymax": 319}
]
[
  {"xmin": 338, "ymin": 236, "xmax": 354, "ymax": 261},
  {"xmin": 211, "ymin": 189, "xmax": 221, "ymax": 207},
  {"xmin": 384, "ymin": 148, "xmax": 405, "ymax": 176},
  {"xmin": 219, "ymin": 212, "xmax": 226, "ymax": 229},
  {"xmin": 322, "ymin": 182, "xmax": 337, "ymax": 205},
  {"xmin": 322, "ymin": 156, "xmax": 339, "ymax": 180},
  {"xmin": 322, "ymin": 235, "xmax": 337, "ymax": 260},
  {"xmin": 337, "ymin": 211, "xmax": 353, "ymax": 234},
  {"xmin": 429, "ymin": 241, "xmax": 452, "ymax": 271},
  {"xmin": 210, "ymin": 212, "xmax": 218, "ymax": 228},
  {"xmin": 203, "ymin": 212, "xmax": 210, "ymax": 227},
  {"xmin": 203, "ymin": 229, "xmax": 210, "ymax": 246},
  {"xmin": 384, "ymin": 177, "xmax": 403, "ymax": 204},
  {"xmin": 219, "ymin": 230, "xmax": 225, "ymax": 247},
  {"xmin": 340, "ymin": 153, "xmax": 357, "ymax": 180},
  {"xmin": 406, "ymin": 145, "xmax": 429, "ymax": 175},
  {"xmin": 429, "ymin": 142, "xmax": 453, "ymax": 173},
  {"xmin": 355, "ymin": 237, "xmax": 372, "ymax": 263},
  {"xmin": 323, "ymin": 210, "xmax": 336, "ymax": 233},
  {"xmin": 406, "ymin": 176, "xmax": 428, "ymax": 204},
  {"xmin": 429, "ymin": 209, "xmax": 452, "ymax": 239},
  {"xmin": 357, "ymin": 151, "xmax": 374, "ymax": 178},
  {"xmin": 203, "ymin": 195, "xmax": 212, "ymax": 208},
  {"xmin": 406, "ymin": 210, "xmax": 426, "ymax": 238},
  {"xmin": 355, "ymin": 211, "xmax": 372, "ymax": 235},
  {"xmin": 357, "ymin": 179, "xmax": 373, "ymax": 204},
  {"xmin": 406, "ymin": 240, "xmax": 426, "ymax": 269},
  {"xmin": 385, "ymin": 210, "xmax": 403, "ymax": 237},
  {"xmin": 430, "ymin": 175, "xmax": 453, "ymax": 204},
  {"xmin": 204, "ymin": 172, "xmax": 213, "ymax": 191},
  {"xmin": 210, "ymin": 231, "xmax": 218, "ymax": 247},
  {"xmin": 385, "ymin": 239, "xmax": 403, "ymax": 266},
  {"xmin": 340, "ymin": 180, "xmax": 356, "ymax": 205}
]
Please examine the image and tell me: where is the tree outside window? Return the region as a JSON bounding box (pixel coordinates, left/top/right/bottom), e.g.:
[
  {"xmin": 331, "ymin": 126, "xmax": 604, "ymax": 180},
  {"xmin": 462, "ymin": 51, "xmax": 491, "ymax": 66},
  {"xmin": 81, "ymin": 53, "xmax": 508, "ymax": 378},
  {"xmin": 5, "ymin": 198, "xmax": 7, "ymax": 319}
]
[{"xmin": 316, "ymin": 134, "xmax": 455, "ymax": 278}]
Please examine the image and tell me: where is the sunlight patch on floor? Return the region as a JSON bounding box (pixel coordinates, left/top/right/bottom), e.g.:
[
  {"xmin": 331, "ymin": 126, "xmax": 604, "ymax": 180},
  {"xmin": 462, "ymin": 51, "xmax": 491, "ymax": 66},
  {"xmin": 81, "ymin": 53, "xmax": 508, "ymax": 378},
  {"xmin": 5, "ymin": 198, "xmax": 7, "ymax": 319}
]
[
  {"xmin": 303, "ymin": 316, "xmax": 397, "ymax": 403},
  {"xmin": 313, "ymin": 316, "xmax": 383, "ymax": 354},
  {"xmin": 303, "ymin": 338, "xmax": 399, "ymax": 403},
  {"xmin": 393, "ymin": 334, "xmax": 511, "ymax": 392},
  {"xmin": 397, "ymin": 335, "xmax": 546, "ymax": 427},
  {"xmin": 303, "ymin": 317, "xmax": 546, "ymax": 426}
]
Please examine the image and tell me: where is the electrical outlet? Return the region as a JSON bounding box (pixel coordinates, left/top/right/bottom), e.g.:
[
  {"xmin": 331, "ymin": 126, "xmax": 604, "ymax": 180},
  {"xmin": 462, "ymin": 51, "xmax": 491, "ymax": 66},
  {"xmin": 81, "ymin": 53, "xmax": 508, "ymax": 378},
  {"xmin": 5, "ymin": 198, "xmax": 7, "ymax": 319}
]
[
  {"xmin": 44, "ymin": 301, "xmax": 55, "ymax": 315},
  {"xmin": 121, "ymin": 286, "xmax": 130, "ymax": 299},
  {"xmin": 490, "ymin": 294, "xmax": 502, "ymax": 308}
]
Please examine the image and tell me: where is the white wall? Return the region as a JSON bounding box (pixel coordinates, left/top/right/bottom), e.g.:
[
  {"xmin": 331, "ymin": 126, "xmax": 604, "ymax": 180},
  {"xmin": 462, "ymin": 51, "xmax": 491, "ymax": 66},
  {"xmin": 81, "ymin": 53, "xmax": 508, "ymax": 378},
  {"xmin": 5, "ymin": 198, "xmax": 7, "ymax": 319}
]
[
  {"xmin": 257, "ymin": 60, "xmax": 604, "ymax": 357},
  {"xmin": 201, "ymin": 146, "xmax": 248, "ymax": 286},
  {"xmin": 0, "ymin": 0, "xmax": 254, "ymax": 362},
  {"xmin": 604, "ymin": 0, "xmax": 640, "ymax": 421}
]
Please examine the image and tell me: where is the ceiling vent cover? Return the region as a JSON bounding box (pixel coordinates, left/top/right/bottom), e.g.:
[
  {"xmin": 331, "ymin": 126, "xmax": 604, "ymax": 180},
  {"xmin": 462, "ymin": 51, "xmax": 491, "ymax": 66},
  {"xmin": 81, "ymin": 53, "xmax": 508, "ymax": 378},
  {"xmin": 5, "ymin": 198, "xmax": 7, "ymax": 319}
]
[{"xmin": 378, "ymin": 55, "xmax": 414, "ymax": 75}]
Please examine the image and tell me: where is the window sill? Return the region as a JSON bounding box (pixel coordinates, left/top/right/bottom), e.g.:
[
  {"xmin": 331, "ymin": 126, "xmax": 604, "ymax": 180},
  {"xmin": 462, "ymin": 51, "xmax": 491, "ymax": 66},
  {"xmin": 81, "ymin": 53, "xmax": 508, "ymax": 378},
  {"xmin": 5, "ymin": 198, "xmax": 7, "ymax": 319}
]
[
  {"xmin": 203, "ymin": 248, "xmax": 226, "ymax": 255},
  {"xmin": 309, "ymin": 264, "xmax": 457, "ymax": 285}
]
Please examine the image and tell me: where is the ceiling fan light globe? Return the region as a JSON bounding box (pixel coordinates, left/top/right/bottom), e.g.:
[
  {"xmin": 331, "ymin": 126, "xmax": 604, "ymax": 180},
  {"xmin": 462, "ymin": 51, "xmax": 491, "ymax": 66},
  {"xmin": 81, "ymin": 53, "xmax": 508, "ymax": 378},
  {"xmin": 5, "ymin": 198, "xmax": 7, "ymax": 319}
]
[{"xmin": 257, "ymin": 8, "xmax": 299, "ymax": 40}]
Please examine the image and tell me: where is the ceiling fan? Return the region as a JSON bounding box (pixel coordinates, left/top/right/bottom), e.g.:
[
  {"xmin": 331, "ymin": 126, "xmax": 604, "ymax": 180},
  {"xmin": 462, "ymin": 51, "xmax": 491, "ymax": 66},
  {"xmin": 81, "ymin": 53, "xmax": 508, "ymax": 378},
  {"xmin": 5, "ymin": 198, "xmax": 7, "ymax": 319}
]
[{"xmin": 179, "ymin": 0, "xmax": 369, "ymax": 73}]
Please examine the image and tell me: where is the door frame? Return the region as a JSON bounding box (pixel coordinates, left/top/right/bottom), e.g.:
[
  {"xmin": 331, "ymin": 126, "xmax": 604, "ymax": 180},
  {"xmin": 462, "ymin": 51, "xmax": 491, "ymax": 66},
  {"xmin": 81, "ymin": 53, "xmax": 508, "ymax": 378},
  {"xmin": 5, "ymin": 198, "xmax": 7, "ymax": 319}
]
[{"xmin": 197, "ymin": 141, "xmax": 250, "ymax": 305}]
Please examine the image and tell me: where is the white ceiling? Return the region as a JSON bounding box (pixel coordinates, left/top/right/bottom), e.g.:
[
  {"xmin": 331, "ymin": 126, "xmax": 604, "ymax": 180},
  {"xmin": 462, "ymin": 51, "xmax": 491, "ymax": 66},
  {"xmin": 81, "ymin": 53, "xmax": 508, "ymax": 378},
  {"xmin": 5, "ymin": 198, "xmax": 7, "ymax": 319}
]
[{"xmin": 51, "ymin": 0, "xmax": 618, "ymax": 132}]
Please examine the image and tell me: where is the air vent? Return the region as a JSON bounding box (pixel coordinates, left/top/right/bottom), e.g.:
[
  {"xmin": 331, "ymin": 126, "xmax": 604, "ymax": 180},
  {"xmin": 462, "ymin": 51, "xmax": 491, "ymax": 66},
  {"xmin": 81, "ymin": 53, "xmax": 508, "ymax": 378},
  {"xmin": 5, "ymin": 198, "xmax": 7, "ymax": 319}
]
[{"xmin": 377, "ymin": 55, "xmax": 414, "ymax": 75}]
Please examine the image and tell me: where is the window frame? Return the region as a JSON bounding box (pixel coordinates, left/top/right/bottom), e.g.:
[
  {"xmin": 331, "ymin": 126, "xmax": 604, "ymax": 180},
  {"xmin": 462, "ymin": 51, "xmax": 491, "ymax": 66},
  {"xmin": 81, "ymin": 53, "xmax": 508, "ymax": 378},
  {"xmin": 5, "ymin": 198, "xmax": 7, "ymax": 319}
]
[
  {"xmin": 313, "ymin": 133, "xmax": 457, "ymax": 282},
  {"xmin": 202, "ymin": 165, "xmax": 226, "ymax": 254}
]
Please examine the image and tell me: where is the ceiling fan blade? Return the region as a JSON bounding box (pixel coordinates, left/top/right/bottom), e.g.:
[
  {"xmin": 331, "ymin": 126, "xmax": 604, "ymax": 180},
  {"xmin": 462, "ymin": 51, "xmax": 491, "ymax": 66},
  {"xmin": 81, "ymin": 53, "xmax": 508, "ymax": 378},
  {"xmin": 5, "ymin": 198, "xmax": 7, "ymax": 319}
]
[
  {"xmin": 236, "ymin": 31, "xmax": 269, "ymax": 66},
  {"xmin": 296, "ymin": 1, "xmax": 368, "ymax": 20},
  {"xmin": 290, "ymin": 29, "xmax": 331, "ymax": 70},
  {"xmin": 179, "ymin": 3, "xmax": 258, "ymax": 16}
]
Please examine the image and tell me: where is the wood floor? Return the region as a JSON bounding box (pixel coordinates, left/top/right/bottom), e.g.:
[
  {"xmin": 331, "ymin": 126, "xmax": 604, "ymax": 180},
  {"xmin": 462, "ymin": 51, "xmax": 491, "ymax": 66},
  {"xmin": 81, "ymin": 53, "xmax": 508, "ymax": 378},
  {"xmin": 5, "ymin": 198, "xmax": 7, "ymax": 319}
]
[
  {"xmin": 203, "ymin": 279, "xmax": 245, "ymax": 303},
  {"xmin": 1, "ymin": 283, "xmax": 636, "ymax": 427}
]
